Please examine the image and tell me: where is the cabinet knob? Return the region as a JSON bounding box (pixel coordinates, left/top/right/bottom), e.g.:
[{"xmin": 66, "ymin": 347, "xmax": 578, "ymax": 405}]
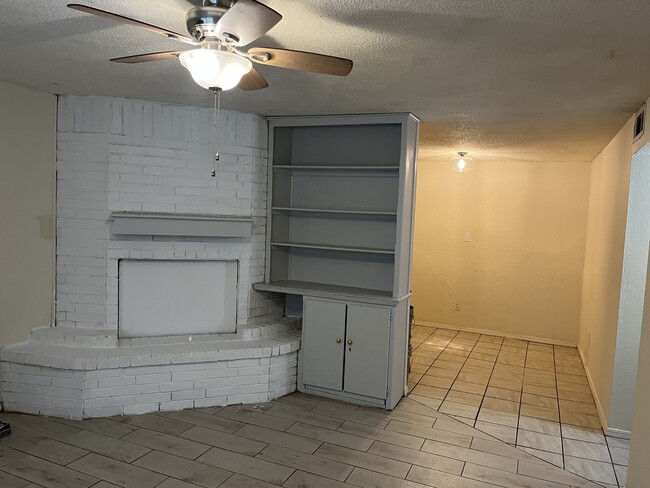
[
  {"xmin": 336, "ymin": 338, "xmax": 342, "ymax": 344},
  {"xmin": 347, "ymin": 339, "xmax": 353, "ymax": 345}
]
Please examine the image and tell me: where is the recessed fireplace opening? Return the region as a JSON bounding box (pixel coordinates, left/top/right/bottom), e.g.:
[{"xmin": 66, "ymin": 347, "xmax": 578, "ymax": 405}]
[{"xmin": 118, "ymin": 259, "xmax": 239, "ymax": 339}]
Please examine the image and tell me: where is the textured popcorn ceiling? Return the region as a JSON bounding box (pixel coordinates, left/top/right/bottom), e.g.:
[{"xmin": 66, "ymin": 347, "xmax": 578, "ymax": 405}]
[{"xmin": 1, "ymin": 0, "xmax": 649, "ymax": 161}]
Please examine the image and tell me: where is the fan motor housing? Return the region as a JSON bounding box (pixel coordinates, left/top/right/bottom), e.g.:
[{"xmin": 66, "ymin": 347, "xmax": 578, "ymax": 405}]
[{"xmin": 187, "ymin": 5, "xmax": 235, "ymax": 42}]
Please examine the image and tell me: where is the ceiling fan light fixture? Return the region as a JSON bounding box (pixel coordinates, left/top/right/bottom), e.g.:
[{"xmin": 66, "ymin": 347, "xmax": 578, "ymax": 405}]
[
  {"xmin": 179, "ymin": 48, "xmax": 252, "ymax": 91},
  {"xmin": 450, "ymin": 152, "xmax": 475, "ymax": 173}
]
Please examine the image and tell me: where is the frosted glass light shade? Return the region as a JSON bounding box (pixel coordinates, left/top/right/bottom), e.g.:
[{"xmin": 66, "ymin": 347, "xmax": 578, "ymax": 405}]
[
  {"xmin": 179, "ymin": 49, "xmax": 252, "ymax": 91},
  {"xmin": 450, "ymin": 153, "xmax": 475, "ymax": 172}
]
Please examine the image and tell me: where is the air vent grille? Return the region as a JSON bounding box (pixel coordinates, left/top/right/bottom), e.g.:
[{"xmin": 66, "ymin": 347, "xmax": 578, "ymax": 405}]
[{"xmin": 634, "ymin": 103, "xmax": 645, "ymax": 142}]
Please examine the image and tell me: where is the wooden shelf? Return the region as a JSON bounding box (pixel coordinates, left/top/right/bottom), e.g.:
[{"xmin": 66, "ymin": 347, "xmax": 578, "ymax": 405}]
[
  {"xmin": 252, "ymin": 280, "xmax": 405, "ymax": 305},
  {"xmin": 109, "ymin": 212, "xmax": 253, "ymax": 238},
  {"xmin": 273, "ymin": 165, "xmax": 399, "ymax": 171},
  {"xmin": 271, "ymin": 207, "xmax": 397, "ymax": 217},
  {"xmin": 270, "ymin": 241, "xmax": 395, "ymax": 255}
]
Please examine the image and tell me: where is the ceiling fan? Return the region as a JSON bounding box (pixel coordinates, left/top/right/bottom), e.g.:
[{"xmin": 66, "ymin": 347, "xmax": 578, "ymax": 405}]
[{"xmin": 67, "ymin": 0, "xmax": 353, "ymax": 92}]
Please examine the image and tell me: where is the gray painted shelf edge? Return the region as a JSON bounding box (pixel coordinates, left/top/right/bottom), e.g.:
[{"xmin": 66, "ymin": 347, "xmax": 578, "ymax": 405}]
[
  {"xmin": 252, "ymin": 280, "xmax": 411, "ymax": 306},
  {"xmin": 109, "ymin": 212, "xmax": 254, "ymax": 238}
]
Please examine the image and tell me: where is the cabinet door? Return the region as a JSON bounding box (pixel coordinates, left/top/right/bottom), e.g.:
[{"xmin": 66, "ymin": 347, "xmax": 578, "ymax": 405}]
[
  {"xmin": 344, "ymin": 304, "xmax": 391, "ymax": 399},
  {"xmin": 302, "ymin": 298, "xmax": 347, "ymax": 391}
]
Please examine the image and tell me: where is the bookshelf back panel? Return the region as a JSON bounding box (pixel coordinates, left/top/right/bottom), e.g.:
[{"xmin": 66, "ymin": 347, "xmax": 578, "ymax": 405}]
[
  {"xmin": 271, "ymin": 212, "xmax": 396, "ymax": 250},
  {"xmin": 274, "ymin": 247, "xmax": 395, "ymax": 292},
  {"xmin": 289, "ymin": 173, "xmax": 399, "ymax": 212},
  {"xmin": 273, "ymin": 124, "xmax": 402, "ymax": 166}
]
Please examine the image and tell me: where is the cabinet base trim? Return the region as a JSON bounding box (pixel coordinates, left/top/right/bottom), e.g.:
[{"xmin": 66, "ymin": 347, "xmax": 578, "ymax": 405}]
[{"xmin": 299, "ymin": 384, "xmax": 389, "ymax": 409}]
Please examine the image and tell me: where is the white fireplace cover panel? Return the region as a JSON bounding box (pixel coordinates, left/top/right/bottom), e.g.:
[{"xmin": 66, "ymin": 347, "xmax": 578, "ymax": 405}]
[{"xmin": 119, "ymin": 260, "xmax": 237, "ymax": 338}]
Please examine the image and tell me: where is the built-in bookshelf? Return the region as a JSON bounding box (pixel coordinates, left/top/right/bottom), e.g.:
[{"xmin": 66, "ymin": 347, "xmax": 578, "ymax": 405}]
[{"xmin": 254, "ymin": 114, "xmax": 419, "ymax": 302}]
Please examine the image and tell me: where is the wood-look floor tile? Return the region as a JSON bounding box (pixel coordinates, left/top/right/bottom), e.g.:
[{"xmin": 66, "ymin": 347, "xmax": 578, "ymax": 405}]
[
  {"xmin": 63, "ymin": 430, "xmax": 151, "ymax": 464},
  {"xmin": 561, "ymin": 425, "xmax": 606, "ymax": 444},
  {"xmin": 517, "ymin": 459, "xmax": 590, "ymax": 486},
  {"xmin": 283, "ymin": 470, "xmax": 350, "ymax": 488},
  {"xmin": 420, "ymin": 439, "xmax": 517, "ymax": 473},
  {"xmin": 563, "ymin": 455, "xmax": 618, "ymax": 485},
  {"xmin": 559, "ymin": 399, "xmax": 598, "ymax": 416},
  {"xmin": 485, "ymin": 386, "xmax": 521, "ymax": 402},
  {"xmin": 118, "ymin": 413, "xmax": 193, "ymax": 436},
  {"xmin": 517, "ymin": 446, "xmax": 564, "ymax": 468},
  {"xmin": 0, "ymin": 414, "xmax": 80, "ymax": 441},
  {"xmin": 197, "ymin": 447, "xmax": 294, "ymax": 485},
  {"xmin": 312, "ymin": 404, "xmax": 390, "ymax": 428},
  {"xmin": 156, "ymin": 478, "xmax": 204, "ymax": 488},
  {"xmin": 409, "ymin": 364, "xmax": 429, "ymax": 375},
  {"xmin": 476, "ymin": 408, "xmax": 519, "ymax": 428},
  {"xmin": 403, "ymin": 394, "xmax": 442, "ymax": 411},
  {"xmin": 560, "ymin": 411, "xmax": 601, "ymax": 430},
  {"xmin": 219, "ymin": 474, "xmax": 278, "ymax": 488},
  {"xmin": 215, "ymin": 406, "xmax": 294, "ymax": 432},
  {"xmin": 121, "ymin": 428, "xmax": 210, "ymax": 460},
  {"xmin": 385, "ymin": 419, "xmax": 472, "ymax": 448},
  {"xmin": 180, "ymin": 425, "xmax": 267, "ymax": 456},
  {"xmin": 68, "ymin": 453, "xmax": 164, "ymax": 488},
  {"xmin": 287, "ymin": 422, "xmax": 372, "ymax": 451},
  {"xmin": 522, "ymin": 384, "xmax": 557, "ymax": 398},
  {"xmin": 315, "ymin": 443, "xmax": 411, "ymax": 478},
  {"xmin": 472, "ymin": 421, "xmax": 517, "ymax": 444},
  {"xmin": 367, "ymin": 441, "xmax": 462, "ymax": 475},
  {"xmin": 424, "ymin": 367, "xmax": 458, "ymax": 379},
  {"xmin": 418, "ymin": 375, "xmax": 454, "ymax": 389},
  {"xmin": 53, "ymin": 418, "xmax": 137, "ymax": 439},
  {"xmin": 3, "ymin": 428, "xmax": 88, "ymax": 466},
  {"xmin": 444, "ymin": 391, "xmax": 483, "ymax": 407},
  {"xmin": 516, "ymin": 430, "xmax": 562, "ymax": 454},
  {"xmin": 0, "ymin": 470, "xmax": 33, "ymax": 488},
  {"xmin": 259, "ymin": 444, "xmax": 354, "ymax": 481},
  {"xmin": 133, "ymin": 451, "xmax": 231, "ymax": 488},
  {"xmin": 451, "ymin": 381, "xmax": 487, "ymax": 395},
  {"xmin": 563, "ymin": 438, "xmax": 611, "ymax": 462},
  {"xmin": 264, "ymin": 405, "xmax": 342, "ymax": 430},
  {"xmin": 521, "ymin": 393, "xmax": 559, "ymax": 410},
  {"xmin": 165, "ymin": 410, "xmax": 249, "ymax": 434},
  {"xmin": 410, "ymin": 385, "xmax": 448, "ymax": 401},
  {"xmin": 406, "ymin": 465, "xmax": 497, "ymax": 488},
  {"xmin": 337, "ymin": 421, "xmax": 423, "ymax": 450},
  {"xmin": 519, "ymin": 404, "xmax": 559, "ymax": 422},
  {"xmin": 439, "ymin": 401, "xmax": 479, "ymax": 419},
  {"xmin": 481, "ymin": 397, "xmax": 520, "ymax": 414},
  {"xmin": 234, "ymin": 424, "xmax": 321, "ymax": 454},
  {"xmin": 0, "ymin": 445, "xmax": 26, "ymax": 468},
  {"xmin": 462, "ymin": 462, "xmax": 567, "ymax": 488},
  {"xmin": 518, "ymin": 416, "xmax": 561, "ymax": 436},
  {"xmin": 457, "ymin": 372, "xmax": 490, "ymax": 386},
  {"xmin": 488, "ymin": 377, "xmax": 522, "ymax": 392}
]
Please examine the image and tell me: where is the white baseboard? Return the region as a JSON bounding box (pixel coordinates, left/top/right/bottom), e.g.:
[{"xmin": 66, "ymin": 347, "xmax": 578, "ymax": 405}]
[
  {"xmin": 577, "ymin": 345, "xmax": 608, "ymax": 432},
  {"xmin": 415, "ymin": 320, "xmax": 577, "ymax": 348},
  {"xmin": 606, "ymin": 427, "xmax": 632, "ymax": 439}
]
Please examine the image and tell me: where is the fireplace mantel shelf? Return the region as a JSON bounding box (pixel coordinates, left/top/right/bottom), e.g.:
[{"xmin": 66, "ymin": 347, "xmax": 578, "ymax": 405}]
[{"xmin": 109, "ymin": 212, "xmax": 254, "ymax": 238}]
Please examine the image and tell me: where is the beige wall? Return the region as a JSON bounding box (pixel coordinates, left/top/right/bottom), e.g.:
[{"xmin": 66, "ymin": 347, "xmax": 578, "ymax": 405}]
[
  {"xmin": 0, "ymin": 81, "xmax": 57, "ymax": 402},
  {"xmin": 577, "ymin": 118, "xmax": 636, "ymax": 426},
  {"xmin": 412, "ymin": 160, "xmax": 591, "ymax": 344},
  {"xmin": 627, "ymin": 245, "xmax": 650, "ymax": 488}
]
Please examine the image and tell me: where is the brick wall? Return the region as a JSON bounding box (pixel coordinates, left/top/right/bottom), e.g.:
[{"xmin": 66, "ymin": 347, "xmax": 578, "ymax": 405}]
[{"xmin": 56, "ymin": 96, "xmax": 279, "ymax": 330}]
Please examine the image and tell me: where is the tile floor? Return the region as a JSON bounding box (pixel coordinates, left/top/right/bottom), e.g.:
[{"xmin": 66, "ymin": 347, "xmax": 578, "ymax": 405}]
[
  {"xmin": 0, "ymin": 392, "xmax": 603, "ymax": 488},
  {"xmin": 408, "ymin": 325, "xmax": 630, "ymax": 487}
]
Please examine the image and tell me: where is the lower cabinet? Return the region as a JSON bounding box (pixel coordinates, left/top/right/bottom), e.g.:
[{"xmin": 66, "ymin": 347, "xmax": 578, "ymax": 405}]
[{"xmin": 301, "ymin": 297, "xmax": 392, "ymax": 403}]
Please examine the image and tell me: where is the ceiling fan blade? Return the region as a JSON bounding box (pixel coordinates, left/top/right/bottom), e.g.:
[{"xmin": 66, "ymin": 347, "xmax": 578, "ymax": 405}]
[
  {"xmin": 67, "ymin": 4, "xmax": 194, "ymax": 43},
  {"xmin": 215, "ymin": 0, "xmax": 282, "ymax": 46},
  {"xmin": 238, "ymin": 68, "xmax": 269, "ymax": 91},
  {"xmin": 111, "ymin": 51, "xmax": 186, "ymax": 64},
  {"xmin": 248, "ymin": 48, "xmax": 353, "ymax": 76}
]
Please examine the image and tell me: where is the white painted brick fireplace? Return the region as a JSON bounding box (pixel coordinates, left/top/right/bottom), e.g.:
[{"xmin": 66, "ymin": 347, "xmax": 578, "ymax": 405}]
[{"xmin": 0, "ymin": 96, "xmax": 299, "ymax": 418}]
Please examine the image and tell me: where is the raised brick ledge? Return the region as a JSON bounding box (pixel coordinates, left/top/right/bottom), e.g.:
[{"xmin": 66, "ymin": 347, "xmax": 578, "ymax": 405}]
[
  {"xmin": 1, "ymin": 330, "xmax": 300, "ymax": 371},
  {"xmin": 0, "ymin": 329, "xmax": 301, "ymax": 419}
]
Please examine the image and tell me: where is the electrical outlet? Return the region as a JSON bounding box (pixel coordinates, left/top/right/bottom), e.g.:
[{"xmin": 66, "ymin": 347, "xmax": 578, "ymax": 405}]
[{"xmin": 454, "ymin": 303, "xmax": 460, "ymax": 312}]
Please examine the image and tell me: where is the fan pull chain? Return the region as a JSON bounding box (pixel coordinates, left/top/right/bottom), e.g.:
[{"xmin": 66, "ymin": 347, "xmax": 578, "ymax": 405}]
[{"xmin": 211, "ymin": 89, "xmax": 222, "ymax": 178}]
